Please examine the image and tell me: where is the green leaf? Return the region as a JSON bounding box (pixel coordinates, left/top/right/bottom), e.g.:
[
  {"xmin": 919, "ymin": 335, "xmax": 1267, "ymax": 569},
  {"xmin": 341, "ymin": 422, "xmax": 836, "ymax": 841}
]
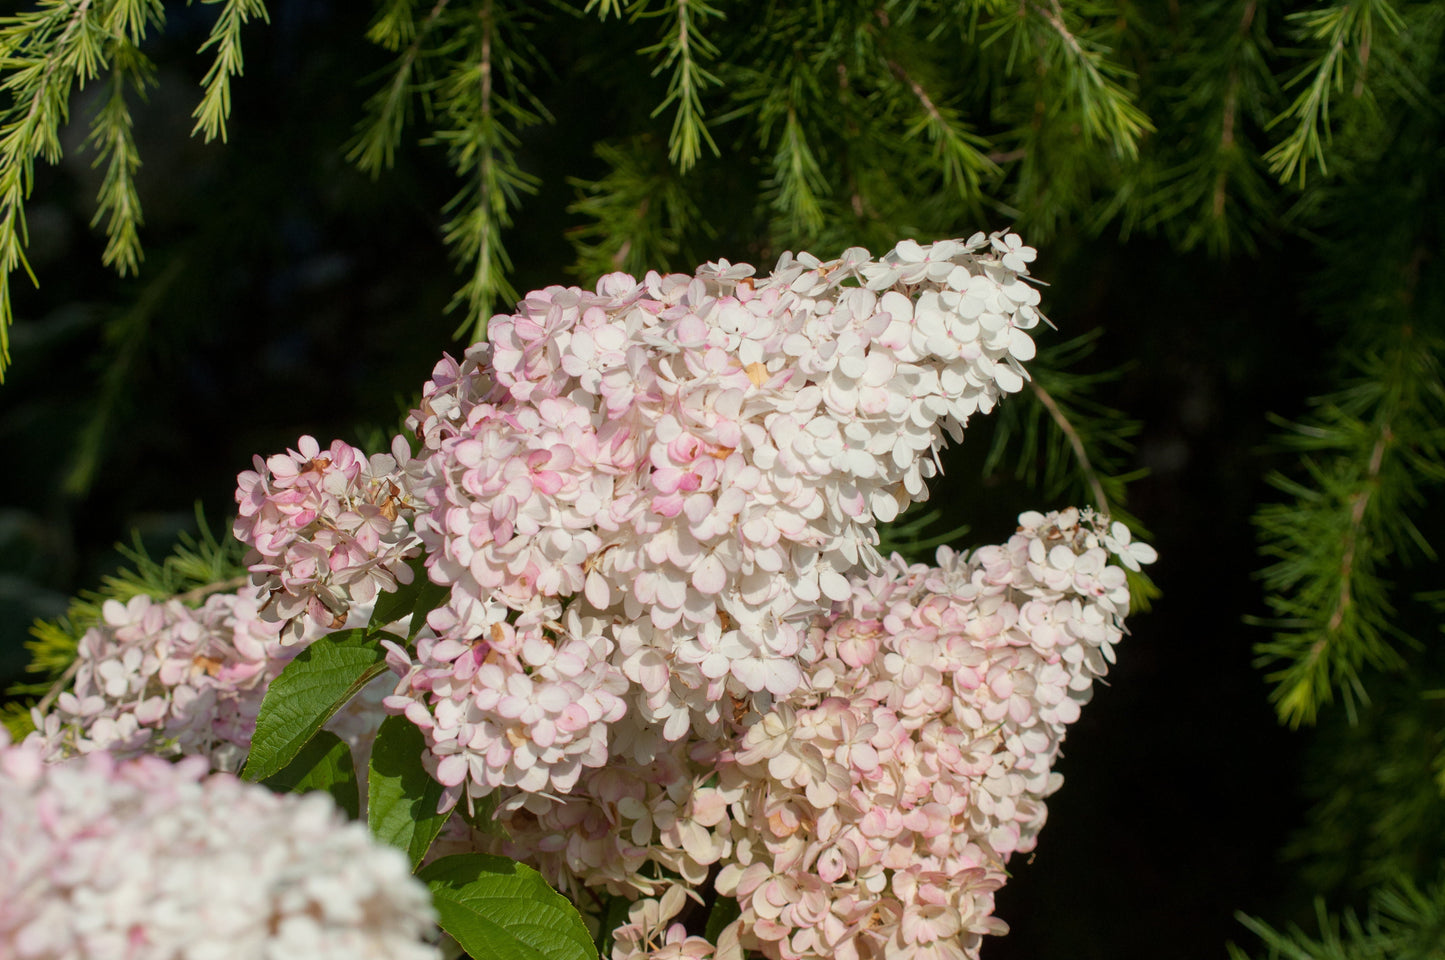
[
  {"xmin": 597, "ymin": 894, "xmax": 632, "ymax": 958},
  {"xmin": 260, "ymin": 729, "xmax": 360, "ymax": 820},
  {"xmin": 368, "ymin": 714, "xmax": 452, "ymax": 867},
  {"xmin": 703, "ymin": 894, "xmax": 741, "ymax": 943},
  {"xmin": 419, "ymin": 854, "xmax": 597, "ymax": 960},
  {"xmin": 459, "ymin": 788, "xmax": 509, "ymax": 840},
  {"xmin": 368, "ymin": 554, "xmax": 448, "ymax": 638},
  {"xmin": 241, "ymin": 629, "xmax": 389, "ymax": 782}
]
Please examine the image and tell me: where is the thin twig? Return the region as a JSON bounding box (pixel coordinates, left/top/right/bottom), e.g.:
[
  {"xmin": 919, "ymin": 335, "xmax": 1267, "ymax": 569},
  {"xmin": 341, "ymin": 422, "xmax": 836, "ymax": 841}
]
[
  {"xmin": 1327, "ymin": 426, "xmax": 1390, "ymax": 632},
  {"xmin": 988, "ymin": 148, "xmax": 1028, "ymax": 164},
  {"xmin": 1213, "ymin": 0, "xmax": 1257, "ymax": 219},
  {"xmin": 886, "ymin": 58, "xmax": 945, "ymax": 127},
  {"xmin": 1033, "ymin": 0, "xmax": 1086, "ymax": 61},
  {"xmin": 34, "ymin": 657, "xmax": 82, "ymax": 716},
  {"xmin": 1213, "ymin": 84, "xmax": 1235, "ymax": 219},
  {"xmin": 175, "ymin": 574, "xmax": 250, "ymax": 606},
  {"xmin": 1030, "ymin": 380, "xmax": 1110, "ymax": 515}
]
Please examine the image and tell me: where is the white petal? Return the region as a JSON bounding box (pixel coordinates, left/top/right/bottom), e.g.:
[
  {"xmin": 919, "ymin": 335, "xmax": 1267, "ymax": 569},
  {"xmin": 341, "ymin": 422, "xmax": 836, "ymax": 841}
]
[
  {"xmin": 994, "ymin": 364, "xmax": 1024, "ymax": 393},
  {"xmin": 1008, "ymin": 327, "xmax": 1036, "ymax": 361}
]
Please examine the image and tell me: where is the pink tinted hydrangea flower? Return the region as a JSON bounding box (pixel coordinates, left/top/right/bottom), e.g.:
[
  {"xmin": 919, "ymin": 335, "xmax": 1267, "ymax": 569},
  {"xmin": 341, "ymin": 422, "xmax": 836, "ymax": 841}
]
[
  {"xmin": 703, "ymin": 508, "xmax": 1148, "ymax": 960},
  {"xmin": 389, "ymin": 235, "xmax": 1049, "ymax": 809},
  {"xmin": 235, "ymin": 434, "xmax": 425, "ymax": 639},
  {"xmin": 610, "ymin": 886, "xmax": 734, "ymax": 960},
  {"xmin": 382, "ymin": 607, "xmax": 628, "ymax": 809},
  {"xmin": 431, "ymin": 732, "xmax": 737, "ymax": 903},
  {"xmin": 428, "ymin": 510, "xmax": 1151, "ymax": 960},
  {"xmin": 31, "ymin": 588, "xmax": 390, "ymax": 775},
  {"xmin": 31, "ymin": 588, "xmax": 294, "ymax": 772},
  {"xmin": 0, "ymin": 730, "xmax": 438, "ymax": 960},
  {"xmin": 16, "ymin": 233, "xmax": 1149, "ymax": 960}
]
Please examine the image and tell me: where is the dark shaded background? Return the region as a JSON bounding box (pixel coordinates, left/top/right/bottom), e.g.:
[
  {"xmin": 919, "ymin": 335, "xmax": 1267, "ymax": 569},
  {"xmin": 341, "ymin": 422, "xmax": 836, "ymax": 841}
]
[{"xmin": 0, "ymin": 4, "xmax": 1364, "ymax": 957}]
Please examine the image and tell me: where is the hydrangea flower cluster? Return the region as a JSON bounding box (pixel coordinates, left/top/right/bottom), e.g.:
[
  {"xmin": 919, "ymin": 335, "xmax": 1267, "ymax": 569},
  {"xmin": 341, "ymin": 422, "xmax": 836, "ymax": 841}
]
[
  {"xmin": 0, "ymin": 730, "xmax": 438, "ymax": 960},
  {"xmin": 31, "ymin": 588, "xmax": 388, "ymax": 774},
  {"xmin": 31, "ymin": 589, "xmax": 294, "ymax": 772},
  {"xmin": 430, "ymin": 509, "xmax": 1150, "ymax": 960},
  {"xmin": 20, "ymin": 233, "xmax": 1156, "ymax": 960},
  {"xmin": 382, "ymin": 234, "xmax": 1047, "ymax": 810},
  {"xmin": 706, "ymin": 508, "xmax": 1138, "ymax": 960},
  {"xmin": 235, "ymin": 434, "xmax": 425, "ymax": 639}
]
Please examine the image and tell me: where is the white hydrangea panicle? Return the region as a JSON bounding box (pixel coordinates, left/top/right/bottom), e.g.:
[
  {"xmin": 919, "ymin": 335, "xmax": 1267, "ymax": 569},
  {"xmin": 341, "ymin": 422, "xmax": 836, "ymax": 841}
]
[
  {"xmin": 0, "ymin": 730, "xmax": 438, "ymax": 960},
  {"xmin": 387, "ymin": 235, "xmax": 1049, "ymax": 811}
]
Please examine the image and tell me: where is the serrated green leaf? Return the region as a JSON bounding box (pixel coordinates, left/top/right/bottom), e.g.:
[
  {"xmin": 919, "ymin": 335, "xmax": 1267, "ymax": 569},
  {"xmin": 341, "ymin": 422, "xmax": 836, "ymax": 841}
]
[
  {"xmin": 242, "ymin": 629, "xmax": 388, "ymax": 782},
  {"xmin": 420, "ymin": 854, "xmax": 597, "ymax": 960},
  {"xmin": 368, "ymin": 714, "xmax": 452, "ymax": 867},
  {"xmin": 260, "ymin": 729, "xmax": 360, "ymax": 819},
  {"xmin": 369, "ymin": 554, "xmax": 448, "ymax": 639}
]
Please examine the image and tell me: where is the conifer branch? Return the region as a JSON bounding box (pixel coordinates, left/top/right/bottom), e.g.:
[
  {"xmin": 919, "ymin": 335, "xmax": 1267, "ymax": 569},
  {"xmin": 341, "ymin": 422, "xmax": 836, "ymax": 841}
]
[
  {"xmin": 1327, "ymin": 425, "xmax": 1389, "ymax": 632},
  {"xmin": 102, "ymin": 0, "xmax": 163, "ymax": 45},
  {"xmin": 1181, "ymin": 0, "xmax": 1273, "ymax": 252},
  {"xmin": 87, "ymin": 39, "xmax": 154, "ymax": 276},
  {"xmin": 434, "ymin": 0, "xmax": 542, "ymax": 342},
  {"xmin": 734, "ymin": 50, "xmax": 830, "ymax": 244},
  {"xmin": 886, "ymin": 57, "xmax": 995, "ymax": 204},
  {"xmin": 1253, "ymin": 325, "xmax": 1444, "ymax": 728},
  {"xmin": 566, "ymin": 137, "xmax": 700, "ymax": 280},
  {"xmin": 450, "ymin": 0, "xmax": 504, "ymax": 337},
  {"xmin": 1025, "ymin": 0, "xmax": 1153, "ymax": 158},
  {"xmin": 636, "ymin": 0, "xmax": 723, "ymax": 172},
  {"xmin": 1264, "ymin": 0, "xmax": 1406, "ymax": 186},
  {"xmin": 190, "ymin": 0, "xmax": 270, "ymax": 144},
  {"xmin": 771, "ymin": 101, "xmax": 825, "ymax": 238},
  {"xmin": 0, "ymin": 0, "xmax": 101, "ymax": 382},
  {"xmin": 585, "ymin": 0, "xmax": 625, "ymax": 21},
  {"xmin": 1104, "ymin": 0, "xmax": 1274, "ymax": 253},
  {"xmin": 1212, "ymin": 0, "xmax": 1257, "ymax": 221},
  {"xmin": 0, "ymin": 2, "xmax": 168, "ymax": 382},
  {"xmin": 348, "ymin": 0, "xmax": 452, "ymax": 176},
  {"xmin": 366, "ymin": 0, "xmax": 422, "ymax": 52},
  {"xmin": 1232, "ymin": 873, "xmax": 1445, "ymax": 960}
]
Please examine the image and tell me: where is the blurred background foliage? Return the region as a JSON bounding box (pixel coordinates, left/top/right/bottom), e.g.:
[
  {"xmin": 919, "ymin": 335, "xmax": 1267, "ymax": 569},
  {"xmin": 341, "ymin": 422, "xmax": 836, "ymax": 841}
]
[{"xmin": 0, "ymin": 0, "xmax": 1442, "ymax": 957}]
